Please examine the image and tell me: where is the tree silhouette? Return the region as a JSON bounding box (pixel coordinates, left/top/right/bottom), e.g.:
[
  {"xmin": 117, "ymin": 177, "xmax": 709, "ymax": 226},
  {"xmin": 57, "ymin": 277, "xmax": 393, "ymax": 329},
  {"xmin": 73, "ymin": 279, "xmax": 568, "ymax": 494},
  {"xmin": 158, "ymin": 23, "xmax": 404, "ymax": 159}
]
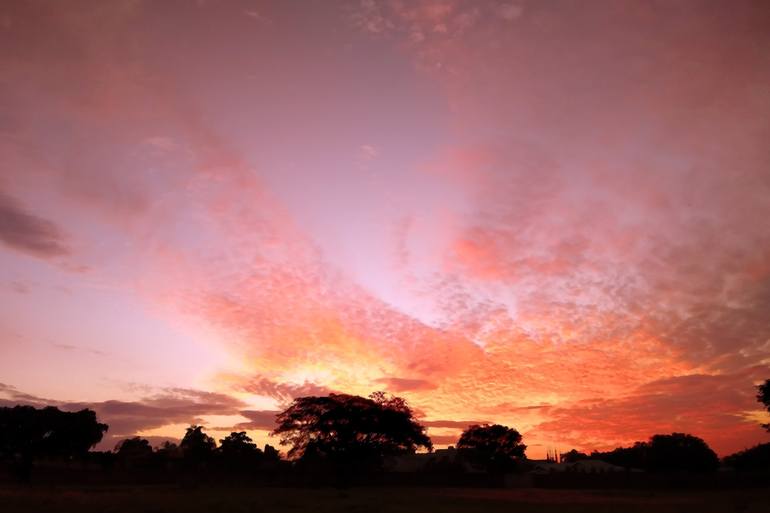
[
  {"xmin": 456, "ymin": 424, "xmax": 527, "ymax": 473},
  {"xmin": 592, "ymin": 433, "xmax": 719, "ymax": 472},
  {"xmin": 219, "ymin": 431, "xmax": 262, "ymax": 470},
  {"xmin": 180, "ymin": 425, "xmax": 216, "ymax": 462},
  {"xmin": 273, "ymin": 392, "xmax": 431, "ymax": 469},
  {"xmin": 561, "ymin": 449, "xmax": 589, "ymax": 463},
  {"xmin": 758, "ymin": 379, "xmax": 770, "ymax": 432},
  {"xmin": 220, "ymin": 431, "xmax": 259, "ymax": 456},
  {"xmin": 0, "ymin": 405, "xmax": 107, "ymax": 460},
  {"xmin": 0, "ymin": 405, "xmax": 107, "ymax": 480},
  {"xmin": 42, "ymin": 407, "xmax": 109, "ymax": 459},
  {"xmin": 263, "ymin": 444, "xmax": 280, "ymax": 462},
  {"xmin": 592, "ymin": 442, "xmax": 648, "ymax": 469},
  {"xmin": 647, "ymin": 433, "xmax": 719, "ymax": 472},
  {"xmin": 114, "ymin": 437, "xmax": 153, "ymax": 468},
  {"xmin": 155, "ymin": 440, "xmax": 182, "ymax": 468},
  {"xmin": 723, "ymin": 442, "xmax": 770, "ymax": 472},
  {"xmin": 156, "ymin": 440, "xmax": 181, "ymax": 457},
  {"xmin": 115, "ymin": 437, "xmax": 153, "ymax": 458}
]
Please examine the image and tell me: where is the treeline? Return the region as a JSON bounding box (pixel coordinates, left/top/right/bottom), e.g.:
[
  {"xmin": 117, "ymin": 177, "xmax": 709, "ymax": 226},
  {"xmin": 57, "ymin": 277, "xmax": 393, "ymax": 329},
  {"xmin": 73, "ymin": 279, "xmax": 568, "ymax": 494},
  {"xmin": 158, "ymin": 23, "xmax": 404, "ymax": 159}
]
[
  {"xmin": 109, "ymin": 427, "xmax": 283, "ymax": 471},
  {"xmin": 559, "ymin": 434, "xmax": 721, "ymax": 472},
  {"xmin": 2, "ymin": 380, "xmax": 770, "ymax": 484}
]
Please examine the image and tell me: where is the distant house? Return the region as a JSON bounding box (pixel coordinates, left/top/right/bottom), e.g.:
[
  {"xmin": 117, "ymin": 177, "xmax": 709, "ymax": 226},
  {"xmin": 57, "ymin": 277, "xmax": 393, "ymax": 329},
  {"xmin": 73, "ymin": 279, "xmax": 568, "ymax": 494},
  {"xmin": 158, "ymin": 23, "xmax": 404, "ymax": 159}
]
[
  {"xmin": 384, "ymin": 452, "xmax": 432, "ymax": 472},
  {"xmin": 529, "ymin": 459, "xmax": 628, "ymax": 474},
  {"xmin": 387, "ymin": 452, "xmax": 631, "ymax": 476},
  {"xmin": 384, "ymin": 447, "xmax": 484, "ymax": 473},
  {"xmin": 528, "ymin": 460, "xmax": 567, "ymax": 474},
  {"xmin": 568, "ymin": 459, "xmax": 633, "ymax": 473}
]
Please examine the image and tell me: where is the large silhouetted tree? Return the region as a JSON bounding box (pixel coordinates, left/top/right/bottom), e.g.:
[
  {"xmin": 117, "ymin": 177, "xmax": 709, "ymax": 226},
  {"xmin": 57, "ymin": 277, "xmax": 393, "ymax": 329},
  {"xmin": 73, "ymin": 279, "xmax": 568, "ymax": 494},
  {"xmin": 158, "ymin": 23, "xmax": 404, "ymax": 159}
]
[
  {"xmin": 456, "ymin": 424, "xmax": 527, "ymax": 473},
  {"xmin": 273, "ymin": 392, "xmax": 431, "ymax": 469},
  {"xmin": 0, "ymin": 405, "xmax": 107, "ymax": 480},
  {"xmin": 758, "ymin": 379, "xmax": 770, "ymax": 432},
  {"xmin": 0, "ymin": 405, "xmax": 107, "ymax": 461}
]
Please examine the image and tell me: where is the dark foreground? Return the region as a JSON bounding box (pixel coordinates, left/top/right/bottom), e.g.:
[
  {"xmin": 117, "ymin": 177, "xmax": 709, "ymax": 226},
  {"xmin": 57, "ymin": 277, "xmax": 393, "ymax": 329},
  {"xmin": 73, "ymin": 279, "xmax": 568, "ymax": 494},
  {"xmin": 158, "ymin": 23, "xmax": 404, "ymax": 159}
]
[{"xmin": 1, "ymin": 485, "xmax": 769, "ymax": 513}]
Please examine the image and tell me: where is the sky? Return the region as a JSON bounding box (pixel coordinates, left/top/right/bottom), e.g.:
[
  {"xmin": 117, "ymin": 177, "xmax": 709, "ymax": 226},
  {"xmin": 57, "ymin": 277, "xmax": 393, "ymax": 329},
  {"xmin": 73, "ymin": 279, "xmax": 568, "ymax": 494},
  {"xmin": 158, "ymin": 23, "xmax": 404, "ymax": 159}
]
[{"xmin": 1, "ymin": 0, "xmax": 770, "ymax": 458}]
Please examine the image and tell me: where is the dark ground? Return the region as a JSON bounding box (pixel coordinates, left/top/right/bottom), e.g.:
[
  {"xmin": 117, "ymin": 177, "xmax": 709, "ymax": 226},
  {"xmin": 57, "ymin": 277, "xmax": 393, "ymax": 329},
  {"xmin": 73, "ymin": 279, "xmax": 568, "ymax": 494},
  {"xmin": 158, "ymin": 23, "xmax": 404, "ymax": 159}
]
[{"xmin": 0, "ymin": 485, "xmax": 769, "ymax": 513}]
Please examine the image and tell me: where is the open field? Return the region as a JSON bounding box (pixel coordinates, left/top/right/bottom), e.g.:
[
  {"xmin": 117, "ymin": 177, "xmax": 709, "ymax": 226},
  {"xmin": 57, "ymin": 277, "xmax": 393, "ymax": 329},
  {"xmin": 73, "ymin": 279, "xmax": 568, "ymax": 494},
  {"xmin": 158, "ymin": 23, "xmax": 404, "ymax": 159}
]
[{"xmin": 1, "ymin": 485, "xmax": 769, "ymax": 513}]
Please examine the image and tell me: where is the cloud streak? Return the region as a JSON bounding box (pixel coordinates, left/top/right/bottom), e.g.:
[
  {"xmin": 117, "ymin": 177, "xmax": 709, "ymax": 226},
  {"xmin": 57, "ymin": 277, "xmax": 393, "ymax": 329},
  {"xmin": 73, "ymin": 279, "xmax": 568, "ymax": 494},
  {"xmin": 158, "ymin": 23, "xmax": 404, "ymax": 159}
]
[{"xmin": 0, "ymin": 191, "xmax": 69, "ymax": 258}]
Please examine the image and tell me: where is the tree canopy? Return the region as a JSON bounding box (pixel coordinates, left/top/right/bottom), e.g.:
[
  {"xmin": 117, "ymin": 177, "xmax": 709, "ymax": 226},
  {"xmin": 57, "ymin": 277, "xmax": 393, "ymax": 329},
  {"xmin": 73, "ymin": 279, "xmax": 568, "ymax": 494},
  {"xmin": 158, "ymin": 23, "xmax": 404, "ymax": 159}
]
[
  {"xmin": 115, "ymin": 437, "xmax": 153, "ymax": 458},
  {"xmin": 180, "ymin": 425, "xmax": 216, "ymax": 461},
  {"xmin": 592, "ymin": 433, "xmax": 719, "ymax": 472},
  {"xmin": 647, "ymin": 433, "xmax": 719, "ymax": 472},
  {"xmin": 456, "ymin": 424, "xmax": 527, "ymax": 472},
  {"xmin": 560, "ymin": 449, "xmax": 589, "ymax": 464},
  {"xmin": 723, "ymin": 442, "xmax": 770, "ymax": 472},
  {"xmin": 591, "ymin": 442, "xmax": 648, "ymax": 469},
  {"xmin": 273, "ymin": 392, "xmax": 431, "ymax": 466},
  {"xmin": 220, "ymin": 431, "xmax": 259, "ymax": 457},
  {"xmin": 0, "ymin": 405, "xmax": 107, "ymax": 461}
]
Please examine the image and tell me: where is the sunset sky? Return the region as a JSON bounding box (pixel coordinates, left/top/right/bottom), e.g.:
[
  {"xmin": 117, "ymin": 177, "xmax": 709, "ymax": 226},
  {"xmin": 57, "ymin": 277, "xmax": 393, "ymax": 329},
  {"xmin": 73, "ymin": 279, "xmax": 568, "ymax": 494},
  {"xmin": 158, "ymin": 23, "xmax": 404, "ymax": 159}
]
[{"xmin": 2, "ymin": 0, "xmax": 770, "ymax": 458}]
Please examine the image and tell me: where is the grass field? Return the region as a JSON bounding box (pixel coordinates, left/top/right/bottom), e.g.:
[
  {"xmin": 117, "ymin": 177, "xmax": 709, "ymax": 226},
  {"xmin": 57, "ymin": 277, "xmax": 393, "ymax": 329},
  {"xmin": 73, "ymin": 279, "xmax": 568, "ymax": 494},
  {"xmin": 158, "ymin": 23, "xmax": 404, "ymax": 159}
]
[{"xmin": 0, "ymin": 485, "xmax": 768, "ymax": 513}]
